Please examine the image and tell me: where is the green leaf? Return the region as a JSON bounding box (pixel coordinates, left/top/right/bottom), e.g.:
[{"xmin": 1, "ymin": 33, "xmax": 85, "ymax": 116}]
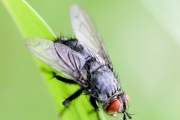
[
  {"xmin": 2, "ymin": 0, "xmax": 55, "ymax": 39},
  {"xmin": 2, "ymin": 0, "xmax": 105, "ymax": 120}
]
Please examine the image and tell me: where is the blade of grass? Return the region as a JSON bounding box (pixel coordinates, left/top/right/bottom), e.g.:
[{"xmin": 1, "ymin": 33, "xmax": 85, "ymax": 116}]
[
  {"xmin": 2, "ymin": 0, "xmax": 104, "ymax": 120},
  {"xmin": 2, "ymin": 0, "xmax": 56, "ymax": 39}
]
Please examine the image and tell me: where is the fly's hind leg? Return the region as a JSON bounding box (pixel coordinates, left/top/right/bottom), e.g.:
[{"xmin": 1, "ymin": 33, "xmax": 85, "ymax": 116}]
[
  {"xmin": 41, "ymin": 68, "xmax": 82, "ymax": 116},
  {"xmin": 53, "ymin": 72, "xmax": 77, "ymax": 84},
  {"xmin": 41, "ymin": 67, "xmax": 77, "ymax": 84},
  {"xmin": 49, "ymin": 71, "xmax": 82, "ymax": 106}
]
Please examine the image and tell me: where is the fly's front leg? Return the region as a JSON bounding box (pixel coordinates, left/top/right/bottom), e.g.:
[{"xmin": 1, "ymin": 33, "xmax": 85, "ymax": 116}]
[
  {"xmin": 90, "ymin": 96, "xmax": 99, "ymax": 111},
  {"xmin": 90, "ymin": 96, "xmax": 101, "ymax": 120}
]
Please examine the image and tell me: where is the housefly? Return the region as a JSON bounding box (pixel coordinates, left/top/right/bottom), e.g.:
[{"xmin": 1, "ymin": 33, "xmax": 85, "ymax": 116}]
[{"xmin": 25, "ymin": 5, "xmax": 131, "ymax": 120}]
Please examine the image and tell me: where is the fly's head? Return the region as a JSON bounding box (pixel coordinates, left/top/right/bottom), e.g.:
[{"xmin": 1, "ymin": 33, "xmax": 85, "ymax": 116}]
[{"xmin": 103, "ymin": 93, "xmax": 131, "ymax": 120}]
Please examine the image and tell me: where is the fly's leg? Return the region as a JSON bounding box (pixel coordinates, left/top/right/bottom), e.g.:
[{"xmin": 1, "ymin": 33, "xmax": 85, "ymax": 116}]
[
  {"xmin": 53, "ymin": 72, "xmax": 77, "ymax": 84},
  {"xmin": 41, "ymin": 68, "xmax": 82, "ymax": 116},
  {"xmin": 60, "ymin": 89, "xmax": 83, "ymax": 116},
  {"xmin": 41, "ymin": 67, "xmax": 77, "ymax": 84},
  {"xmin": 63, "ymin": 89, "xmax": 83, "ymax": 107},
  {"xmin": 90, "ymin": 96, "xmax": 99, "ymax": 111},
  {"xmin": 52, "ymin": 72, "xmax": 83, "ymax": 107},
  {"xmin": 90, "ymin": 97, "xmax": 101, "ymax": 120}
]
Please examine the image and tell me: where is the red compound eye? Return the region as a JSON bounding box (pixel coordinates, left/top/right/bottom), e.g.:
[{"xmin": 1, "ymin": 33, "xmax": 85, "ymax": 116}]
[
  {"xmin": 124, "ymin": 94, "xmax": 130, "ymax": 103},
  {"xmin": 106, "ymin": 99, "xmax": 121, "ymax": 114}
]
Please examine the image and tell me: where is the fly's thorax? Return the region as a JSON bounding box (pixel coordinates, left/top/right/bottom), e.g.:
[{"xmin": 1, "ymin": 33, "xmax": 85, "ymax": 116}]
[
  {"xmin": 103, "ymin": 93, "xmax": 130, "ymax": 117},
  {"xmin": 89, "ymin": 61, "xmax": 102, "ymax": 73},
  {"xmin": 85, "ymin": 62, "xmax": 120, "ymax": 102}
]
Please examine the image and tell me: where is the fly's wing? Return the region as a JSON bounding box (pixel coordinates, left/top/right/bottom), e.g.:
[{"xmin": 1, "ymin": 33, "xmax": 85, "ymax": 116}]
[
  {"xmin": 70, "ymin": 5, "xmax": 113, "ymax": 70},
  {"xmin": 25, "ymin": 38, "xmax": 85, "ymax": 80}
]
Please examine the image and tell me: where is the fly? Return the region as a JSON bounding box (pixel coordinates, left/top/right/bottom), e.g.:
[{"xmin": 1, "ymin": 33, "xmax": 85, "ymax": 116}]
[{"xmin": 25, "ymin": 5, "xmax": 131, "ymax": 120}]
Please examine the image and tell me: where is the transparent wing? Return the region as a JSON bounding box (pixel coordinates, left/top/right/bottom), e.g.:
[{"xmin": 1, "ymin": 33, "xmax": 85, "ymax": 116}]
[
  {"xmin": 25, "ymin": 38, "xmax": 85, "ymax": 80},
  {"xmin": 70, "ymin": 5, "xmax": 113, "ymax": 69}
]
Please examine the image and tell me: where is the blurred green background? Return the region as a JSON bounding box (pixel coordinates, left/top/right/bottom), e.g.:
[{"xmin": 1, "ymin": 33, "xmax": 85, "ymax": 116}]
[{"xmin": 1, "ymin": 0, "xmax": 180, "ymax": 120}]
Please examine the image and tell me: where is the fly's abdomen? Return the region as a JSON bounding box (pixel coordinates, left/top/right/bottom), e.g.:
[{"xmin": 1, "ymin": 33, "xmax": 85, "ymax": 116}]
[{"xmin": 56, "ymin": 38, "xmax": 92, "ymax": 62}]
